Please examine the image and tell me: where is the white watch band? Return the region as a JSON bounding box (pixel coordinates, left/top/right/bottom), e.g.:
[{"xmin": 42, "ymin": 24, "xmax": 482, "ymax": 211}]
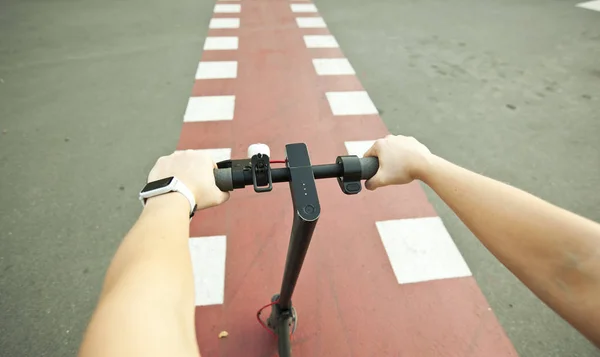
[
  {"xmin": 172, "ymin": 178, "xmax": 197, "ymax": 216},
  {"xmin": 139, "ymin": 177, "xmax": 197, "ymax": 218}
]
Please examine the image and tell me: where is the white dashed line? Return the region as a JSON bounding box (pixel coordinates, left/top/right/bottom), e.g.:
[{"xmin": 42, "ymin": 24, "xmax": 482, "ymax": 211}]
[
  {"xmin": 204, "ymin": 37, "xmax": 239, "ymax": 50},
  {"xmin": 376, "ymin": 218, "xmax": 472, "ymax": 285},
  {"xmin": 312, "ymin": 58, "xmax": 355, "ymax": 75},
  {"xmin": 189, "ymin": 236, "xmax": 227, "ymax": 306},
  {"xmin": 291, "ymin": 4, "xmax": 317, "ymax": 12},
  {"xmin": 577, "ymin": 0, "xmax": 600, "ymax": 11},
  {"xmin": 296, "ymin": 17, "xmax": 326, "ymax": 28},
  {"xmin": 184, "ymin": 96, "xmax": 236, "ymax": 122},
  {"xmin": 209, "ymin": 18, "xmax": 240, "ymax": 29},
  {"xmin": 195, "ymin": 61, "xmax": 238, "ymax": 80},
  {"xmin": 303, "ymin": 35, "xmax": 339, "ymax": 48},
  {"xmin": 214, "ymin": 4, "xmax": 241, "ymax": 13},
  {"xmin": 177, "ymin": 148, "xmax": 232, "ymax": 163},
  {"xmin": 326, "ymin": 91, "xmax": 378, "ymax": 116},
  {"xmin": 344, "ymin": 140, "xmax": 376, "ymax": 158},
  {"xmin": 201, "ymin": 148, "xmax": 232, "ymax": 162}
]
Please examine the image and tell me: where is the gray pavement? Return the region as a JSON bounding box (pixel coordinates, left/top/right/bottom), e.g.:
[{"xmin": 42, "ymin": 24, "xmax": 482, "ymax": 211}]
[
  {"xmin": 317, "ymin": 0, "xmax": 600, "ymax": 356},
  {"xmin": 1, "ymin": 0, "xmax": 599, "ymax": 356},
  {"xmin": 0, "ymin": 0, "xmax": 214, "ymax": 356}
]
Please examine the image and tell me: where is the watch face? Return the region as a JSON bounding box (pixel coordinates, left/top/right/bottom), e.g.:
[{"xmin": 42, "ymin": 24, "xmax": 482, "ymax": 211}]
[{"xmin": 141, "ymin": 177, "xmax": 174, "ymax": 193}]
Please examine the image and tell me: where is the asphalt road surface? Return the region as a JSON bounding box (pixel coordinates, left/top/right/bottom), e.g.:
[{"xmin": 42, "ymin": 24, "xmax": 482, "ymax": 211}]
[{"xmin": 1, "ymin": 0, "xmax": 599, "ymax": 356}]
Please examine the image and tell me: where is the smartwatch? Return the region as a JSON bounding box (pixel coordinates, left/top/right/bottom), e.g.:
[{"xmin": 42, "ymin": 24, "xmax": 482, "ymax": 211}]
[{"xmin": 139, "ymin": 176, "xmax": 197, "ymax": 218}]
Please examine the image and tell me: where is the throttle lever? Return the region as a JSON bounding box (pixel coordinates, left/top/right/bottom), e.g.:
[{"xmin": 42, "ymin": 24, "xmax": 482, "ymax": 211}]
[{"xmin": 336, "ymin": 155, "xmax": 363, "ymax": 195}]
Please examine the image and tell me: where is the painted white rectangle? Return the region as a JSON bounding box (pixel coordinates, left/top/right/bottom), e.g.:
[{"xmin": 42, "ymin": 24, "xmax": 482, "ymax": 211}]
[
  {"xmin": 577, "ymin": 0, "xmax": 600, "ymax": 11},
  {"xmin": 376, "ymin": 217, "xmax": 472, "ymax": 285},
  {"xmin": 195, "ymin": 61, "xmax": 238, "ymax": 79},
  {"xmin": 200, "ymin": 148, "xmax": 232, "ymax": 163},
  {"xmin": 326, "ymin": 91, "xmax": 378, "ymax": 116},
  {"xmin": 189, "ymin": 236, "xmax": 227, "ymax": 306},
  {"xmin": 291, "ymin": 4, "xmax": 318, "ymax": 12},
  {"xmin": 344, "ymin": 140, "xmax": 376, "ymax": 158},
  {"xmin": 296, "ymin": 17, "xmax": 326, "ymax": 28},
  {"xmin": 204, "ymin": 37, "xmax": 239, "ymax": 50},
  {"xmin": 313, "ymin": 58, "xmax": 355, "ymax": 75},
  {"xmin": 214, "ymin": 4, "xmax": 241, "ymax": 13},
  {"xmin": 177, "ymin": 148, "xmax": 231, "ymax": 163},
  {"xmin": 303, "ymin": 35, "xmax": 339, "ymax": 48},
  {"xmin": 209, "ymin": 18, "xmax": 240, "ymax": 29},
  {"xmin": 183, "ymin": 96, "xmax": 235, "ymax": 122}
]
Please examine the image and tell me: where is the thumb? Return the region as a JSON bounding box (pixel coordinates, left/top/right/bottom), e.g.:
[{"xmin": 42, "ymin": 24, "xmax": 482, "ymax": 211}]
[{"xmin": 365, "ymin": 171, "xmax": 386, "ymax": 191}]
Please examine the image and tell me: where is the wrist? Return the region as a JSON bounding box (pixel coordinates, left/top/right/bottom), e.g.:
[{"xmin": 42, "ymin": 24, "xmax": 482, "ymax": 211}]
[
  {"xmin": 413, "ymin": 153, "xmax": 436, "ymax": 182},
  {"xmin": 144, "ymin": 192, "xmax": 190, "ymax": 215}
]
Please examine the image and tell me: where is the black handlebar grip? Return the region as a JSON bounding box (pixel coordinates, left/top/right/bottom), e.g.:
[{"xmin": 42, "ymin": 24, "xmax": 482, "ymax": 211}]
[
  {"xmin": 359, "ymin": 157, "xmax": 379, "ymax": 180},
  {"xmin": 214, "ymin": 168, "xmax": 234, "ymax": 192}
]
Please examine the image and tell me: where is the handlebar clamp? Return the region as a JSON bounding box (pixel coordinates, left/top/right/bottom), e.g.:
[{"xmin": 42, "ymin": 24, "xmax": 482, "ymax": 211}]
[
  {"xmin": 251, "ymin": 154, "xmax": 273, "ymax": 192},
  {"xmin": 336, "ymin": 156, "xmax": 362, "ymax": 195}
]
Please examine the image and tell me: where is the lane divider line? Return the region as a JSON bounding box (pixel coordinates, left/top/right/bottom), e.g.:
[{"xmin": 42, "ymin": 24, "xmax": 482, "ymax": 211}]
[
  {"xmin": 209, "ymin": 18, "xmax": 241, "ymax": 29},
  {"xmin": 203, "ymin": 36, "xmax": 239, "ymax": 51},
  {"xmin": 376, "ymin": 218, "xmax": 472, "ymax": 284},
  {"xmin": 214, "ymin": 4, "xmax": 241, "ymax": 13},
  {"xmin": 183, "ymin": 96, "xmax": 236, "ymax": 122},
  {"xmin": 290, "ymin": 4, "xmax": 318, "ymax": 12},
  {"xmin": 344, "ymin": 140, "xmax": 377, "ymax": 158},
  {"xmin": 303, "ymin": 35, "xmax": 339, "ymax": 48},
  {"xmin": 296, "ymin": 17, "xmax": 327, "ymax": 28},
  {"xmin": 312, "ymin": 58, "xmax": 355, "ymax": 75},
  {"xmin": 577, "ymin": 0, "xmax": 600, "ymax": 11},
  {"xmin": 325, "ymin": 91, "xmax": 378, "ymax": 116},
  {"xmin": 195, "ymin": 61, "xmax": 238, "ymax": 80},
  {"xmin": 189, "ymin": 236, "xmax": 228, "ymax": 306}
]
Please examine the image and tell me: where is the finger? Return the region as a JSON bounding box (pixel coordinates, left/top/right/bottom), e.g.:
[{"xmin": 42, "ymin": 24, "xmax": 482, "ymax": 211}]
[
  {"xmin": 365, "ymin": 172, "xmax": 386, "ymax": 191},
  {"xmin": 212, "ymin": 190, "xmax": 230, "ymax": 206},
  {"xmin": 220, "ymin": 191, "xmax": 231, "ymax": 203}
]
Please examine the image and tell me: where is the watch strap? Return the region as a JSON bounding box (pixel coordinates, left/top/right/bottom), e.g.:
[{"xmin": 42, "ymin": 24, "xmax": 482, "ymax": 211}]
[
  {"xmin": 140, "ymin": 177, "xmax": 197, "ymax": 218},
  {"xmin": 172, "ymin": 178, "xmax": 197, "ymax": 218}
]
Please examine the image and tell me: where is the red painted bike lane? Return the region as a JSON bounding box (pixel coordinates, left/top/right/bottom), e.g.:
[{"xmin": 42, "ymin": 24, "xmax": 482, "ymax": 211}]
[{"xmin": 177, "ymin": 1, "xmax": 518, "ymax": 356}]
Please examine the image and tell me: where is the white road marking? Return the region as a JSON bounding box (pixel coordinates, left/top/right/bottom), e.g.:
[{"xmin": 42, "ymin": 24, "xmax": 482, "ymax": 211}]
[
  {"xmin": 577, "ymin": 0, "xmax": 600, "ymax": 11},
  {"xmin": 291, "ymin": 4, "xmax": 317, "ymax": 12},
  {"xmin": 195, "ymin": 61, "xmax": 238, "ymax": 79},
  {"xmin": 326, "ymin": 91, "xmax": 378, "ymax": 116},
  {"xmin": 189, "ymin": 236, "xmax": 227, "ymax": 306},
  {"xmin": 296, "ymin": 17, "xmax": 326, "ymax": 28},
  {"xmin": 204, "ymin": 37, "xmax": 239, "ymax": 50},
  {"xmin": 176, "ymin": 148, "xmax": 231, "ymax": 162},
  {"xmin": 312, "ymin": 58, "xmax": 355, "ymax": 75},
  {"xmin": 201, "ymin": 148, "xmax": 232, "ymax": 162},
  {"xmin": 303, "ymin": 35, "xmax": 339, "ymax": 48},
  {"xmin": 184, "ymin": 96, "xmax": 236, "ymax": 122},
  {"xmin": 344, "ymin": 140, "xmax": 376, "ymax": 158},
  {"xmin": 209, "ymin": 18, "xmax": 240, "ymax": 29},
  {"xmin": 214, "ymin": 4, "xmax": 241, "ymax": 13},
  {"xmin": 376, "ymin": 218, "xmax": 472, "ymax": 285}
]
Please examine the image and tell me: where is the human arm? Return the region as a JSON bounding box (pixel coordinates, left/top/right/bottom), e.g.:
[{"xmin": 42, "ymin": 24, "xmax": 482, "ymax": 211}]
[
  {"xmin": 78, "ymin": 151, "xmax": 229, "ymax": 357},
  {"xmin": 364, "ymin": 135, "xmax": 600, "ymax": 346}
]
